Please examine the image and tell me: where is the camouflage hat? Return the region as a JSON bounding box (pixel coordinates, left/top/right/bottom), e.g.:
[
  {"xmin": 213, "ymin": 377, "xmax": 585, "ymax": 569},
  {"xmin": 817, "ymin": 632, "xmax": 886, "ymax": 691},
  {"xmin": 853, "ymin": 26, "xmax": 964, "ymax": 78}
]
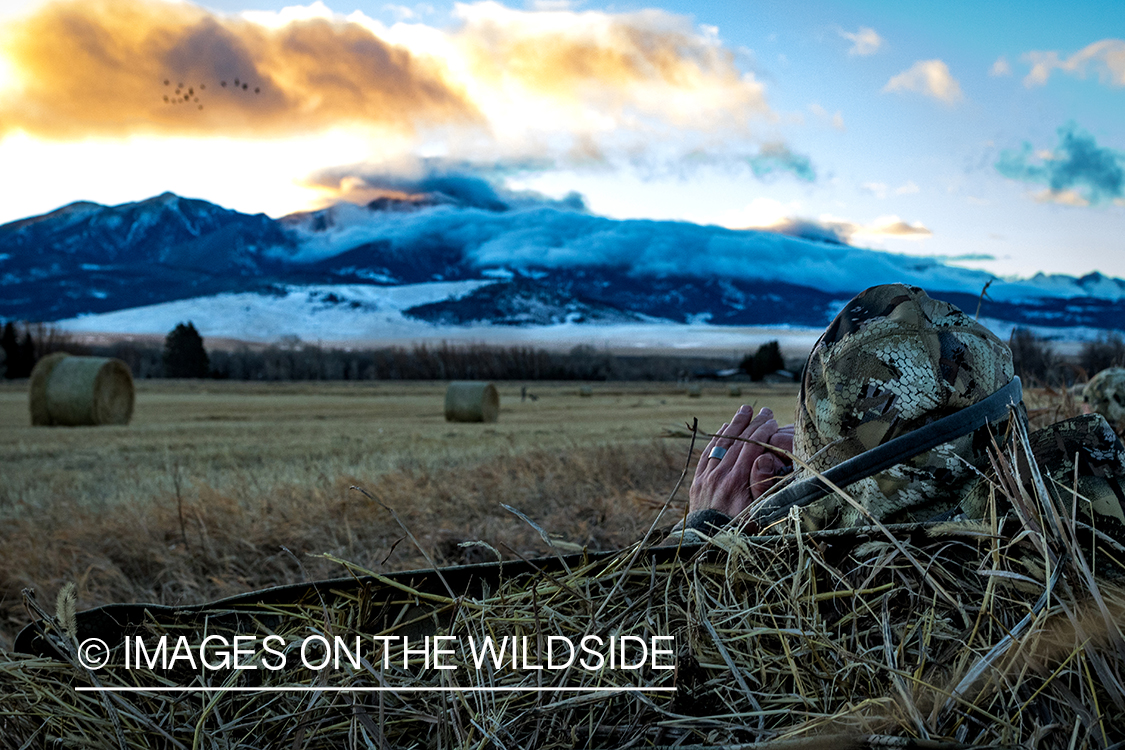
[
  {"xmin": 785, "ymin": 284, "xmax": 1018, "ymax": 528},
  {"xmin": 1083, "ymin": 367, "xmax": 1125, "ymax": 432}
]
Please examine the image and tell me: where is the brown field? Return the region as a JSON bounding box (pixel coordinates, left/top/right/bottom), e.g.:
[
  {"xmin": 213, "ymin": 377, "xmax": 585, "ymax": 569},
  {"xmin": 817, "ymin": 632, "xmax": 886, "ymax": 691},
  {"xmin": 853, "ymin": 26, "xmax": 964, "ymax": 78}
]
[{"xmin": 0, "ymin": 379, "xmax": 798, "ymax": 649}]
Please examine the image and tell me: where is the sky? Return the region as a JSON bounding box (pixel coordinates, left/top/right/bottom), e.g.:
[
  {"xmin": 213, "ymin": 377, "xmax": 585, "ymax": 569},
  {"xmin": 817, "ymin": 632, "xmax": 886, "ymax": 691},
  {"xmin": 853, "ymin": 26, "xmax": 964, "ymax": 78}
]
[{"xmin": 0, "ymin": 0, "xmax": 1122, "ymax": 279}]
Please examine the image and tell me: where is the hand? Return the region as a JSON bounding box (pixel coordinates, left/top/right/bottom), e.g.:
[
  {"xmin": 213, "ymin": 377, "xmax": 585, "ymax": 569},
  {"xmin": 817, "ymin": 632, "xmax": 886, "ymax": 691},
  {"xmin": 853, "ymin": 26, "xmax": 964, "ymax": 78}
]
[{"xmin": 689, "ymin": 406, "xmax": 794, "ymax": 518}]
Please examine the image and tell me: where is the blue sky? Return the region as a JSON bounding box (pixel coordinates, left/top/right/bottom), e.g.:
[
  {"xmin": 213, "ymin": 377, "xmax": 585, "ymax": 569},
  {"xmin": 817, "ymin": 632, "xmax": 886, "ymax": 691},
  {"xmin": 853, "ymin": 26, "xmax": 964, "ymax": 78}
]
[{"xmin": 0, "ymin": 0, "xmax": 1121, "ymax": 279}]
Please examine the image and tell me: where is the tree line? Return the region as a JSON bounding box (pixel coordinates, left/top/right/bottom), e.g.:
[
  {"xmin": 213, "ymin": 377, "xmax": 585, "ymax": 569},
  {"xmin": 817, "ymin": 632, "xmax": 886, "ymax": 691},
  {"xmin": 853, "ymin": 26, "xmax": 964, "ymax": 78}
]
[
  {"xmin": 8, "ymin": 319, "xmax": 1118, "ymax": 384},
  {"xmin": 1, "ymin": 321, "xmax": 772, "ymax": 382}
]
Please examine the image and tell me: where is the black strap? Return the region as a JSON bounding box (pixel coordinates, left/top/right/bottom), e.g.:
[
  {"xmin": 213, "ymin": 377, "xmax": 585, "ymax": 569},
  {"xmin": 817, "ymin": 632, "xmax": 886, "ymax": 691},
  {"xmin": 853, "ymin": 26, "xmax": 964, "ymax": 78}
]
[{"xmin": 750, "ymin": 377, "xmax": 1023, "ymax": 527}]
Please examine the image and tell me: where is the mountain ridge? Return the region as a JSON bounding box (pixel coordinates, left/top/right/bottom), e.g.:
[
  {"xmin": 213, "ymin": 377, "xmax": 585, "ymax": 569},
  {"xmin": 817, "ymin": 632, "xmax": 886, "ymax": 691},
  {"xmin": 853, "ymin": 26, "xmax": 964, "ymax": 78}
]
[{"xmin": 2, "ymin": 192, "xmax": 1124, "ymax": 337}]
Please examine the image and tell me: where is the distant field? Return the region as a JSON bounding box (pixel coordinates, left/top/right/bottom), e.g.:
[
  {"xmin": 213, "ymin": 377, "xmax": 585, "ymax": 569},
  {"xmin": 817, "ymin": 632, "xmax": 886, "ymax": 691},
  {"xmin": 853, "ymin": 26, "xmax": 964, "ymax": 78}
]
[
  {"xmin": 0, "ymin": 379, "xmax": 799, "ymax": 511},
  {"xmin": 0, "ymin": 379, "xmax": 798, "ymax": 648}
]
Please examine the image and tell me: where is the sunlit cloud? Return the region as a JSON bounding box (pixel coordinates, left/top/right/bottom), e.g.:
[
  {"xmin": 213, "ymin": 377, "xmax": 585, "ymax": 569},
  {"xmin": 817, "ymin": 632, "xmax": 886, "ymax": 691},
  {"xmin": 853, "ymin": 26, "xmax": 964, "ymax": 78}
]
[
  {"xmin": 838, "ymin": 26, "xmax": 884, "ymax": 56},
  {"xmin": 0, "ymin": 0, "xmax": 477, "ymax": 139},
  {"xmin": 1022, "ymin": 39, "xmax": 1125, "ymax": 88},
  {"xmin": 1032, "ymin": 188, "xmax": 1090, "ymax": 207},
  {"xmin": 719, "ymin": 200, "xmax": 932, "ymax": 245},
  {"xmin": 996, "ymin": 122, "xmax": 1125, "ymax": 205},
  {"xmin": 449, "ymin": 2, "xmax": 771, "ymax": 136},
  {"xmin": 0, "ymin": 0, "xmax": 807, "ymax": 218},
  {"xmin": 883, "ymin": 59, "xmax": 964, "ymax": 104}
]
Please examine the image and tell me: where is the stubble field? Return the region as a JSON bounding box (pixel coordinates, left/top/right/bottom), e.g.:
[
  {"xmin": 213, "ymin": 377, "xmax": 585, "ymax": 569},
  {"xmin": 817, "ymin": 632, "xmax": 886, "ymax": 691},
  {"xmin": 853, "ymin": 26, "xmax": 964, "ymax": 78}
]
[{"xmin": 0, "ymin": 379, "xmax": 799, "ymax": 649}]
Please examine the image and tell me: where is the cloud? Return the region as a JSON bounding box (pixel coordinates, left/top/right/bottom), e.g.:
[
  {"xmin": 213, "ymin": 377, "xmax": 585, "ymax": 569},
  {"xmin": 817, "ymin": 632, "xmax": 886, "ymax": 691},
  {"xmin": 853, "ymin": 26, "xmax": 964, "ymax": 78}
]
[
  {"xmin": 883, "ymin": 59, "xmax": 963, "ymax": 104},
  {"xmin": 895, "ymin": 181, "xmax": 920, "ymax": 195},
  {"xmin": 996, "ymin": 122, "xmax": 1125, "ymax": 205},
  {"xmin": 838, "ymin": 26, "xmax": 884, "ymax": 56},
  {"xmin": 450, "ymin": 2, "xmax": 771, "ymax": 134},
  {"xmin": 1022, "ymin": 39, "xmax": 1125, "ymax": 88},
  {"xmin": 747, "ymin": 143, "xmax": 816, "ymax": 182},
  {"xmin": 1031, "ymin": 188, "xmax": 1090, "ymax": 207},
  {"xmin": 990, "ymin": 56, "xmax": 1011, "ymax": 76},
  {"xmin": 0, "ymin": 0, "xmax": 478, "ymax": 138},
  {"xmin": 306, "ymin": 159, "xmax": 587, "ymax": 211},
  {"xmin": 734, "ymin": 212, "xmax": 931, "ymax": 245},
  {"xmin": 287, "ymin": 202, "xmax": 966, "ymax": 297},
  {"xmin": 0, "ymin": 0, "xmax": 796, "ymax": 190}
]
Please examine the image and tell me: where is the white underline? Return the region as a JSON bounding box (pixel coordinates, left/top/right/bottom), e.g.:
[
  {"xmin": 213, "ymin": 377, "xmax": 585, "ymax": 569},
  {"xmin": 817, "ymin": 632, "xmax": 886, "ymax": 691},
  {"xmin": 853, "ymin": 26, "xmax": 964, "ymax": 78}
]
[{"xmin": 76, "ymin": 686, "xmax": 676, "ymax": 693}]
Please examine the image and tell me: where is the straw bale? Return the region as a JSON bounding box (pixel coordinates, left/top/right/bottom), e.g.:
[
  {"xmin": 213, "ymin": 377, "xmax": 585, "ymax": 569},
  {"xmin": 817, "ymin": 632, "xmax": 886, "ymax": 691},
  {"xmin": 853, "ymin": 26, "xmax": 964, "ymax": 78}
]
[
  {"xmin": 444, "ymin": 380, "xmax": 500, "ymax": 422},
  {"xmin": 28, "ymin": 354, "xmax": 134, "ymax": 426},
  {"xmin": 728, "ymin": 385, "xmax": 742, "ymax": 397},
  {"xmin": 579, "ymin": 385, "xmax": 593, "ymax": 397},
  {"xmin": 686, "ymin": 382, "xmax": 702, "ymax": 397},
  {"xmin": 28, "ymin": 352, "xmax": 68, "ymax": 426}
]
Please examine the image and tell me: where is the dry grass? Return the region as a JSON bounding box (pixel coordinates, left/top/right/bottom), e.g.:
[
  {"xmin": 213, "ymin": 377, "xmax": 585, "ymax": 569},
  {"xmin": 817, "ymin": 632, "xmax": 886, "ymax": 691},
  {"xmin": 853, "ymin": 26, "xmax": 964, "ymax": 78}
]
[
  {"xmin": 4, "ymin": 421, "xmax": 1125, "ymax": 748},
  {"xmin": 0, "ymin": 380, "xmax": 798, "ymax": 649}
]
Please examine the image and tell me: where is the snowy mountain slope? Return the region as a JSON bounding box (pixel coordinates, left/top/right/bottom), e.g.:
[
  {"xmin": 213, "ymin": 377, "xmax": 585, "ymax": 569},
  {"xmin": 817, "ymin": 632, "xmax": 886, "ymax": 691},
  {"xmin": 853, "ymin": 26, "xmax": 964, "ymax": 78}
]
[{"xmin": 58, "ymin": 282, "xmax": 495, "ymax": 341}]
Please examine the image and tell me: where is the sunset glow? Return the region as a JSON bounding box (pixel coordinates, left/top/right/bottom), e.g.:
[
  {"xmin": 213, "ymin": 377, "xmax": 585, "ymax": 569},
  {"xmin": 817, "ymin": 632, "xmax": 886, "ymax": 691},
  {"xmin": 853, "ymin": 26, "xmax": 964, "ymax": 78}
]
[{"xmin": 0, "ymin": 0, "xmax": 1121, "ymax": 277}]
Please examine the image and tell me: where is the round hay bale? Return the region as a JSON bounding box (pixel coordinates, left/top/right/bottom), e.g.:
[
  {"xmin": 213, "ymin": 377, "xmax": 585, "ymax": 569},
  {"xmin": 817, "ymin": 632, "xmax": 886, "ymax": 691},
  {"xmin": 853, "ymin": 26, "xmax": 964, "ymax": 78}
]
[
  {"xmin": 687, "ymin": 383, "xmax": 702, "ymax": 398},
  {"xmin": 29, "ymin": 354, "xmax": 134, "ymax": 426},
  {"xmin": 444, "ymin": 381, "xmax": 500, "ymax": 423},
  {"xmin": 28, "ymin": 352, "xmax": 69, "ymax": 426},
  {"xmin": 728, "ymin": 385, "xmax": 742, "ymax": 398},
  {"xmin": 578, "ymin": 385, "xmax": 593, "ymax": 397}
]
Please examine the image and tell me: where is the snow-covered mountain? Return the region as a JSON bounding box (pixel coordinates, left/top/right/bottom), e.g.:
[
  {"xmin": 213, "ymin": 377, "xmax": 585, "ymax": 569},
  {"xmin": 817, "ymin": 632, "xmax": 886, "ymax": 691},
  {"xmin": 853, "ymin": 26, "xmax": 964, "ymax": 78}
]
[{"xmin": 2, "ymin": 191, "xmax": 1124, "ymax": 341}]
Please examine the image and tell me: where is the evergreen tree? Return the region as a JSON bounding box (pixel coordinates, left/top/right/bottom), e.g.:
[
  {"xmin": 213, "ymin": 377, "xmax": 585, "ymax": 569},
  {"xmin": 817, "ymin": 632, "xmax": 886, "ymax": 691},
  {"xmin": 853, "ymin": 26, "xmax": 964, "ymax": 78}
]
[
  {"xmin": 0, "ymin": 323, "xmax": 16, "ymax": 379},
  {"xmin": 163, "ymin": 322, "xmax": 210, "ymax": 378},
  {"xmin": 739, "ymin": 340, "xmax": 787, "ymax": 382},
  {"xmin": 0, "ymin": 322, "xmax": 35, "ymax": 378}
]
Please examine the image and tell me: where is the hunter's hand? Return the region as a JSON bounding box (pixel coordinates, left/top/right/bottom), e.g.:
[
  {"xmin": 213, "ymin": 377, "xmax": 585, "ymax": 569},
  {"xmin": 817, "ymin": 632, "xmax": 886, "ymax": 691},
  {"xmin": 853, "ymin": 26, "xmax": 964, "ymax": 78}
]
[{"xmin": 689, "ymin": 406, "xmax": 794, "ymax": 518}]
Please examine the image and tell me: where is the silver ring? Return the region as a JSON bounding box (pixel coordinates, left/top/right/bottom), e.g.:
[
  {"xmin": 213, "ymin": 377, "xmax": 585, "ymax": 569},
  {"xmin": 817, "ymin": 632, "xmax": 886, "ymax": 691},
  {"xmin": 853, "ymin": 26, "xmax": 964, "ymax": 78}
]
[{"xmin": 708, "ymin": 446, "xmax": 728, "ymax": 460}]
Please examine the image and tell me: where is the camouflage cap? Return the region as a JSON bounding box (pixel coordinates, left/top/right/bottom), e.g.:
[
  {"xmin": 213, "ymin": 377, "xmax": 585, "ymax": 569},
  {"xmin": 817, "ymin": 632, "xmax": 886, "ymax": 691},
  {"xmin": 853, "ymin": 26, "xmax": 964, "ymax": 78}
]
[
  {"xmin": 1083, "ymin": 367, "xmax": 1125, "ymax": 433},
  {"xmin": 789, "ymin": 283, "xmax": 1018, "ymax": 528}
]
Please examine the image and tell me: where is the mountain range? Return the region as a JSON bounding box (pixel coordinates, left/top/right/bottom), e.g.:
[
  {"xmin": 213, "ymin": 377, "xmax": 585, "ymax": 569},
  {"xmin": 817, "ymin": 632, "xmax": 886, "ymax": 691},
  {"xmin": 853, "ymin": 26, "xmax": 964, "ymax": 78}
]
[{"xmin": 2, "ymin": 190, "xmax": 1124, "ymax": 342}]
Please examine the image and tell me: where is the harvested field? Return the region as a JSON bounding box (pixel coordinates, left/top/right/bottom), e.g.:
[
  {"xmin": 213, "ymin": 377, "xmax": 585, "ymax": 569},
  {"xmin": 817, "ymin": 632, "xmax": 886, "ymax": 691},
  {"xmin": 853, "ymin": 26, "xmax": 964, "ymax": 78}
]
[
  {"xmin": 0, "ymin": 379, "xmax": 798, "ymax": 649},
  {"xmin": 4, "ymin": 416, "xmax": 1124, "ymax": 748}
]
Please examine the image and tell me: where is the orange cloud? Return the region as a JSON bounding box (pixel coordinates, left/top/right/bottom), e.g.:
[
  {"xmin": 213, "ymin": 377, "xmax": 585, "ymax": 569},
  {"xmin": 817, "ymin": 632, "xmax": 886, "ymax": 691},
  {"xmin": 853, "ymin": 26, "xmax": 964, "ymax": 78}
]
[
  {"xmin": 451, "ymin": 3, "xmax": 769, "ymax": 132},
  {"xmin": 0, "ymin": 0, "xmax": 477, "ymax": 139}
]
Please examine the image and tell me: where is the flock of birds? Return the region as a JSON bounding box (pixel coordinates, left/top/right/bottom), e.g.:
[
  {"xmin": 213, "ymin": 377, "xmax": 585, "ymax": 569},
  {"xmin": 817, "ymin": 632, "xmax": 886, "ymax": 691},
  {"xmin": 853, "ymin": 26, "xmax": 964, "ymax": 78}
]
[{"xmin": 162, "ymin": 77, "xmax": 261, "ymax": 110}]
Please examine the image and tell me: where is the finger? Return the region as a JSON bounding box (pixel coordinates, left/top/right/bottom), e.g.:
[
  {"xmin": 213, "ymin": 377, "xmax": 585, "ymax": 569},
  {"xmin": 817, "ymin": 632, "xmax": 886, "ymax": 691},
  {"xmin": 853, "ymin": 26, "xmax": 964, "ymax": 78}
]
[
  {"xmin": 750, "ymin": 453, "xmax": 785, "ymax": 499},
  {"xmin": 715, "ymin": 405, "xmax": 770, "ymax": 453},
  {"xmin": 769, "ymin": 429, "xmax": 794, "ymax": 454},
  {"xmin": 725, "ymin": 411, "xmax": 778, "ymax": 466},
  {"xmin": 698, "ymin": 422, "xmax": 728, "ymax": 473}
]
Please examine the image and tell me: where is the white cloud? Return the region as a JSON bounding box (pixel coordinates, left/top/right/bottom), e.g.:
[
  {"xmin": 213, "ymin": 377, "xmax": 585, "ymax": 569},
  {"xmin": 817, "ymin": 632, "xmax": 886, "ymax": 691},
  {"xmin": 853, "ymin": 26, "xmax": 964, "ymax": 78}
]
[
  {"xmin": 1022, "ymin": 39, "xmax": 1125, "ymax": 88},
  {"xmin": 838, "ymin": 26, "xmax": 884, "ymax": 56},
  {"xmin": 990, "ymin": 56, "xmax": 1011, "ymax": 76},
  {"xmin": 883, "ymin": 60, "xmax": 964, "ymax": 104},
  {"xmin": 895, "ymin": 181, "xmax": 920, "ymax": 195}
]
